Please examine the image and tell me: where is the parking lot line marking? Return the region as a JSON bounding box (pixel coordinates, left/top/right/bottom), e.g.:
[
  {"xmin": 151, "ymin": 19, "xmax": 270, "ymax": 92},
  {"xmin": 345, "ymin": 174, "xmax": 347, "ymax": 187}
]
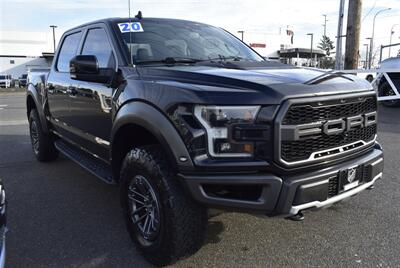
[
  {"xmin": 0, "ymin": 105, "xmax": 8, "ymax": 107},
  {"xmin": 0, "ymin": 120, "xmax": 28, "ymax": 126}
]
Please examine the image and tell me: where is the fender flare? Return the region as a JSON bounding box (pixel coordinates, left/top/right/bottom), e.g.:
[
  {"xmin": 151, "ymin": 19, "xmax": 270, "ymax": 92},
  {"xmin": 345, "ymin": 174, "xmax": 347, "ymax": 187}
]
[
  {"xmin": 26, "ymin": 84, "xmax": 49, "ymax": 133},
  {"xmin": 111, "ymin": 101, "xmax": 194, "ymax": 171}
]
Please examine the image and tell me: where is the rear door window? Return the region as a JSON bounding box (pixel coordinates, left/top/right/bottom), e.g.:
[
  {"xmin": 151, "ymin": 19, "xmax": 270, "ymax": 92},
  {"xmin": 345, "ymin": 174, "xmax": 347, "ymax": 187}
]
[{"xmin": 56, "ymin": 32, "xmax": 82, "ymax": 72}]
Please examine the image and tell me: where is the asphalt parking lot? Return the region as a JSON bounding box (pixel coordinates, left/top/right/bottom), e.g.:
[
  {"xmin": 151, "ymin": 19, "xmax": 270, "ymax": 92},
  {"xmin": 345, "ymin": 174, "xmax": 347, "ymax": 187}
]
[{"xmin": 0, "ymin": 92, "xmax": 399, "ymax": 267}]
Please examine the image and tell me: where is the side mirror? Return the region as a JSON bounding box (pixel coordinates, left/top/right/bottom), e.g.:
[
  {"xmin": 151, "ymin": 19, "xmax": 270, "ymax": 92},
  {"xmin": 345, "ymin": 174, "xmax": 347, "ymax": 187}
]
[{"xmin": 70, "ymin": 55, "xmax": 114, "ymax": 84}]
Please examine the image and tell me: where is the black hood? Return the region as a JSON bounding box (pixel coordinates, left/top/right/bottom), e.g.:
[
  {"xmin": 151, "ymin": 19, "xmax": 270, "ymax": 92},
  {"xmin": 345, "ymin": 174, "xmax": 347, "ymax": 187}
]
[{"xmin": 133, "ymin": 61, "xmax": 373, "ymax": 105}]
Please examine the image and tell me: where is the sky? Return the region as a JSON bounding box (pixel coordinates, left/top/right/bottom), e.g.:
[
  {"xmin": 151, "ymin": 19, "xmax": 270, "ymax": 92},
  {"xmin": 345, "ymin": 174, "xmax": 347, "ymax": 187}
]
[{"xmin": 1, "ymin": 0, "xmax": 400, "ymax": 58}]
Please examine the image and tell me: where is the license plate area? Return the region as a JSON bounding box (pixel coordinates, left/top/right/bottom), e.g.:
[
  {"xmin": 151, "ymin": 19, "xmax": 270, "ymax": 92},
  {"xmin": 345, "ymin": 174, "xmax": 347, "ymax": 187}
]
[{"xmin": 339, "ymin": 165, "xmax": 364, "ymax": 192}]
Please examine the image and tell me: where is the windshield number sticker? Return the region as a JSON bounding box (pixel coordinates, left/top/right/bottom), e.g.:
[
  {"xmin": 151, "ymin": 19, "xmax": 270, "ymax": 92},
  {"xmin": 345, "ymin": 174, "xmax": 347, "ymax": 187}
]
[{"xmin": 118, "ymin": 22, "xmax": 144, "ymax": 33}]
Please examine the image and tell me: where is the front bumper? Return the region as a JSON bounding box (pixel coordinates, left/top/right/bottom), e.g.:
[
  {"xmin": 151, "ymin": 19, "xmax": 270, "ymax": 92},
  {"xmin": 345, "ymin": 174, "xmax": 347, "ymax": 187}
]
[
  {"xmin": 289, "ymin": 170, "xmax": 381, "ymax": 215},
  {"xmin": 180, "ymin": 146, "xmax": 383, "ymax": 216}
]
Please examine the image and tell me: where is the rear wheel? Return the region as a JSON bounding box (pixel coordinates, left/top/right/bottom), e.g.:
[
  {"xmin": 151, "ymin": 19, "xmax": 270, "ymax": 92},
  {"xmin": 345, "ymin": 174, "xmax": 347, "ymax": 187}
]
[
  {"xmin": 28, "ymin": 109, "xmax": 59, "ymax": 162},
  {"xmin": 120, "ymin": 145, "xmax": 207, "ymax": 266},
  {"xmin": 379, "ymin": 81, "xmax": 400, "ymax": 107}
]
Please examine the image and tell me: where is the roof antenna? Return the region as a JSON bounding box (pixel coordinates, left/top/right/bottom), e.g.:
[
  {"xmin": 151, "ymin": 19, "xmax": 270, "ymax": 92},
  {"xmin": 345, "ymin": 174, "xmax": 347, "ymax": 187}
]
[
  {"xmin": 128, "ymin": 0, "xmax": 131, "ymax": 19},
  {"xmin": 128, "ymin": 0, "xmax": 133, "ymax": 65},
  {"xmin": 135, "ymin": 11, "xmax": 142, "ymax": 19}
]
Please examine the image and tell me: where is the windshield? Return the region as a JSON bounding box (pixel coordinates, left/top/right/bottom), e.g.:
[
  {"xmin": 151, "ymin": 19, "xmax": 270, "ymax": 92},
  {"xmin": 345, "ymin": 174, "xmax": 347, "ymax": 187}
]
[{"xmin": 117, "ymin": 19, "xmax": 264, "ymax": 64}]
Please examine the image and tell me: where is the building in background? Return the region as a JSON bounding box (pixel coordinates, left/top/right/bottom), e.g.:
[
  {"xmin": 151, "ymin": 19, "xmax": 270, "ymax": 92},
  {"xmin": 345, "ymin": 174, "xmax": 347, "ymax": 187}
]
[
  {"xmin": 237, "ymin": 25, "xmax": 295, "ymax": 59},
  {"xmin": 0, "ymin": 31, "xmax": 55, "ymax": 79},
  {"xmin": 232, "ymin": 25, "xmax": 325, "ymax": 67}
]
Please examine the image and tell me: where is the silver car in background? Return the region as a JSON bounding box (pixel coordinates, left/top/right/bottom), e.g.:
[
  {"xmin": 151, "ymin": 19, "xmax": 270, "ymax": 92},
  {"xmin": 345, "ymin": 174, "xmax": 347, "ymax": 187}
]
[{"xmin": 375, "ymin": 57, "xmax": 400, "ymax": 107}]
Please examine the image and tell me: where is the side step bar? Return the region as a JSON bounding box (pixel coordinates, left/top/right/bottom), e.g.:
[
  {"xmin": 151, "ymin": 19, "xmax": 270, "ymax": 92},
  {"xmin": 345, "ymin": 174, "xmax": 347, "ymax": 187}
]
[{"xmin": 54, "ymin": 140, "xmax": 115, "ymax": 184}]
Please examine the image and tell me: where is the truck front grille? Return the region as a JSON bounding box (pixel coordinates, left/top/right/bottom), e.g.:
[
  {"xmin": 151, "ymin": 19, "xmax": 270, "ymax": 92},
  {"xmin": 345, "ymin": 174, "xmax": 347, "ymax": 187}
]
[
  {"xmin": 282, "ymin": 96, "xmax": 377, "ymax": 125},
  {"xmin": 277, "ymin": 93, "xmax": 378, "ymax": 166},
  {"xmin": 281, "ymin": 125, "xmax": 376, "ymax": 162}
]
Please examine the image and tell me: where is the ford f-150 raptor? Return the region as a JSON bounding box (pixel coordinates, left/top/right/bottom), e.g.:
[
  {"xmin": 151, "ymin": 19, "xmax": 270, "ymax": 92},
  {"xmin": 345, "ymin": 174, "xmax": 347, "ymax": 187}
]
[{"xmin": 26, "ymin": 16, "xmax": 384, "ymax": 266}]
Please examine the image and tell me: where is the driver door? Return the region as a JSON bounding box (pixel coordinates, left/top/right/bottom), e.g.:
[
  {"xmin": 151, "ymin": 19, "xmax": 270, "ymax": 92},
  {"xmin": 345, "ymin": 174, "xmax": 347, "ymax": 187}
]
[{"xmin": 68, "ymin": 26, "xmax": 116, "ymax": 161}]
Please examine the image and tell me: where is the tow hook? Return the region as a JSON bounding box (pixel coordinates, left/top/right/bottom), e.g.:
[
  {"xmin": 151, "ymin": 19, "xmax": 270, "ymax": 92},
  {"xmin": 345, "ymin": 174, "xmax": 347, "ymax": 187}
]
[{"xmin": 286, "ymin": 212, "xmax": 304, "ymax": 221}]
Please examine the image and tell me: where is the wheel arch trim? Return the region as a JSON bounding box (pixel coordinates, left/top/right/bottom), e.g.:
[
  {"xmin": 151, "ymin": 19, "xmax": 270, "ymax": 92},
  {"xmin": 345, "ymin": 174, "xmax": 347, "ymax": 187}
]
[
  {"xmin": 111, "ymin": 101, "xmax": 194, "ymax": 171},
  {"xmin": 26, "ymin": 84, "xmax": 49, "ymax": 133}
]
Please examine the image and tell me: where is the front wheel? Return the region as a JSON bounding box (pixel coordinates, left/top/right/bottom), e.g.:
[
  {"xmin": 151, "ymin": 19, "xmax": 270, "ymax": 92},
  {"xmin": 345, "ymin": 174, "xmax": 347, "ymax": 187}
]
[{"xmin": 120, "ymin": 145, "xmax": 207, "ymax": 266}]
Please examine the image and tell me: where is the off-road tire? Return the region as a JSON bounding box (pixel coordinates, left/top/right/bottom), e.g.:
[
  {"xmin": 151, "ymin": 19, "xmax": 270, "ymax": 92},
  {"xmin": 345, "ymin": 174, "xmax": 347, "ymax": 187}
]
[
  {"xmin": 28, "ymin": 109, "xmax": 59, "ymax": 161},
  {"xmin": 120, "ymin": 145, "xmax": 207, "ymax": 266}
]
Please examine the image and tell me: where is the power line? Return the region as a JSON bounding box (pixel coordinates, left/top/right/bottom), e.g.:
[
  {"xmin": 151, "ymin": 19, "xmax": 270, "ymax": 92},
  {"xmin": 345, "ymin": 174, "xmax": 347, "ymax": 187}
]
[{"xmin": 361, "ymin": 0, "xmax": 377, "ymax": 22}]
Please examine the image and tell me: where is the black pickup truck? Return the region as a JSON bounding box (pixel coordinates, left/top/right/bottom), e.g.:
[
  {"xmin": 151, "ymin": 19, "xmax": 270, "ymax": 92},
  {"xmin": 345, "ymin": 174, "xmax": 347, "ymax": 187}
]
[{"xmin": 27, "ymin": 17, "xmax": 384, "ymax": 265}]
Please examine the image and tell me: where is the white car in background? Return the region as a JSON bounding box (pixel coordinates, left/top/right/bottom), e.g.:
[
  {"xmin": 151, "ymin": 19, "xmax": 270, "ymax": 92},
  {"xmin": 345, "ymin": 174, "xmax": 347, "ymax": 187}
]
[
  {"xmin": 376, "ymin": 57, "xmax": 400, "ymax": 107},
  {"xmin": 0, "ymin": 75, "xmax": 11, "ymax": 88}
]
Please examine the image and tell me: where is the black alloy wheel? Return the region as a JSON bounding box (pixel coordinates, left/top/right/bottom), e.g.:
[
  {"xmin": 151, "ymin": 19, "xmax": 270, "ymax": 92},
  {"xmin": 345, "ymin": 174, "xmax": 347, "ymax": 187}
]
[
  {"xmin": 30, "ymin": 120, "xmax": 40, "ymax": 155},
  {"xmin": 28, "ymin": 109, "xmax": 59, "ymax": 161},
  {"xmin": 128, "ymin": 175, "xmax": 161, "ymax": 242}
]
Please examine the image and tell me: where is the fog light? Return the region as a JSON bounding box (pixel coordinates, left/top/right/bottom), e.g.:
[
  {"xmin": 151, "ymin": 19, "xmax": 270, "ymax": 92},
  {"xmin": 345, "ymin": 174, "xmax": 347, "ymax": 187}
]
[{"xmin": 243, "ymin": 143, "xmax": 253, "ymax": 153}]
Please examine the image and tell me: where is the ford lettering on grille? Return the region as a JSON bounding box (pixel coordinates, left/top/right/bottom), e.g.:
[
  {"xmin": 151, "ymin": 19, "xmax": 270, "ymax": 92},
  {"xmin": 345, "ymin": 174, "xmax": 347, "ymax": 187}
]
[{"xmin": 282, "ymin": 111, "xmax": 377, "ymax": 141}]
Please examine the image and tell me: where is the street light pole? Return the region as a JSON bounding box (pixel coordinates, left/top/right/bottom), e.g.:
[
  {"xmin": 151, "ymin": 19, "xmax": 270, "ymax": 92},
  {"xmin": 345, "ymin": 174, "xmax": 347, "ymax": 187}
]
[
  {"xmin": 307, "ymin": 33, "xmax": 314, "ymax": 67},
  {"xmin": 237, "ymin": 30, "xmax": 244, "ymax": 41},
  {"xmin": 389, "ymin": 24, "xmax": 399, "ymax": 57},
  {"xmin": 369, "ymin": 8, "xmax": 391, "ymax": 68},
  {"xmin": 322, "ymin": 14, "xmax": 328, "ymax": 36},
  {"xmin": 363, "ymin": 44, "xmax": 369, "ymax": 69},
  {"xmin": 335, "ymin": 0, "xmax": 345, "ymax": 70},
  {"xmin": 49, "ymin": 25, "xmax": 58, "ymax": 53},
  {"xmin": 366, "ymin": 37, "xmax": 372, "ymax": 69}
]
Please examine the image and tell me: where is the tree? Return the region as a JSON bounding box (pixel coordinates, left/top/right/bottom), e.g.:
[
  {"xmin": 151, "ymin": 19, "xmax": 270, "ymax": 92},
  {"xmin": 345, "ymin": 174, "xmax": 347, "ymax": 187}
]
[{"xmin": 318, "ymin": 35, "xmax": 335, "ymax": 56}]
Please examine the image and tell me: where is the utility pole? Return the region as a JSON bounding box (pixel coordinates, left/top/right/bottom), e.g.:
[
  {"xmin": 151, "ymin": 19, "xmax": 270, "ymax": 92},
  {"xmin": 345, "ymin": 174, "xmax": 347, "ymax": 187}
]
[
  {"xmin": 307, "ymin": 33, "xmax": 314, "ymax": 67},
  {"xmin": 389, "ymin": 24, "xmax": 399, "ymax": 57},
  {"xmin": 344, "ymin": 0, "xmax": 362, "ymax": 70},
  {"xmin": 322, "ymin": 14, "xmax": 328, "ymax": 36},
  {"xmin": 369, "ymin": 8, "xmax": 391, "ymax": 68},
  {"xmin": 49, "ymin": 25, "xmax": 57, "ymax": 53},
  {"xmin": 335, "ymin": 0, "xmax": 345, "ymax": 70},
  {"xmin": 237, "ymin": 30, "xmax": 244, "ymax": 41}
]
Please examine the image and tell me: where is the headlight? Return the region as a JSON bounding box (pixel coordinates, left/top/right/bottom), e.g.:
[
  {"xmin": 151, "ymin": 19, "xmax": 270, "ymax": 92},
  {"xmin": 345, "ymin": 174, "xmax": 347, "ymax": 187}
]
[{"xmin": 194, "ymin": 105, "xmax": 260, "ymax": 157}]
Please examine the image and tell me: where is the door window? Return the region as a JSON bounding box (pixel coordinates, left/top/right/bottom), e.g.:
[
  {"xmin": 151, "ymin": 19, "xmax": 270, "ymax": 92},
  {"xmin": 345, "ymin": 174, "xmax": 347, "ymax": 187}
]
[
  {"xmin": 81, "ymin": 28, "xmax": 116, "ymax": 69},
  {"xmin": 56, "ymin": 32, "xmax": 82, "ymax": 72}
]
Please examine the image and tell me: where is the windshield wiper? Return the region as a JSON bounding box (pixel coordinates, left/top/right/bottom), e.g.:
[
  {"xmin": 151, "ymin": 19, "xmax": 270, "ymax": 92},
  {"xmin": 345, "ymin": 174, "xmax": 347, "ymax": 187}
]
[
  {"xmin": 135, "ymin": 55, "xmax": 251, "ymax": 65},
  {"xmin": 206, "ymin": 55, "xmax": 243, "ymax": 62},
  {"xmin": 135, "ymin": 57, "xmax": 202, "ymax": 65}
]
